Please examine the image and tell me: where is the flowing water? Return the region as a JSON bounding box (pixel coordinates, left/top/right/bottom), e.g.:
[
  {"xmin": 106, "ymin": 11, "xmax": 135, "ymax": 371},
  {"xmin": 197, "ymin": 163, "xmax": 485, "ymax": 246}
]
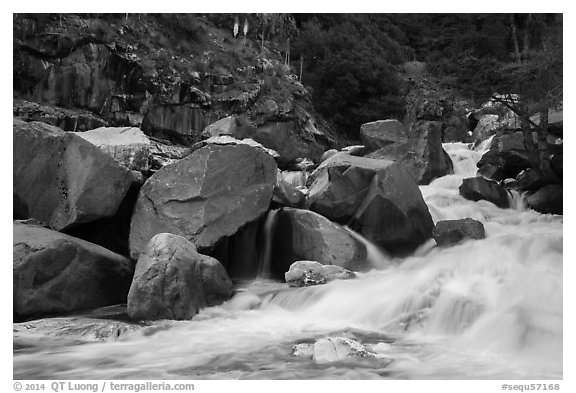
[{"xmin": 13, "ymin": 141, "xmax": 562, "ymax": 380}]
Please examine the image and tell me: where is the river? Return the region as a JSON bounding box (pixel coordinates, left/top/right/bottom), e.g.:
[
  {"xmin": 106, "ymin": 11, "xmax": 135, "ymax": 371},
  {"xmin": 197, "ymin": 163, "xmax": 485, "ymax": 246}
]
[{"xmin": 13, "ymin": 140, "xmax": 563, "ymax": 380}]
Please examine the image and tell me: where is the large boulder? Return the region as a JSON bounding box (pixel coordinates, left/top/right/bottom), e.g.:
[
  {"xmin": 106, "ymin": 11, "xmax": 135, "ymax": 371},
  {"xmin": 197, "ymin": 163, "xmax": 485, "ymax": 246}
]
[
  {"xmin": 74, "ymin": 126, "xmax": 151, "ymax": 172},
  {"xmin": 477, "ymin": 132, "xmax": 533, "ymax": 180},
  {"xmin": 234, "ymin": 120, "xmax": 325, "ymax": 166},
  {"xmin": 129, "ymin": 144, "xmax": 277, "ymax": 259},
  {"xmin": 516, "ymin": 168, "xmax": 550, "ymax": 192},
  {"xmin": 271, "ymin": 208, "xmax": 368, "ymax": 276},
  {"xmin": 285, "ymin": 260, "xmax": 355, "ymax": 287},
  {"xmin": 349, "ymin": 164, "xmax": 434, "ymax": 255},
  {"xmin": 13, "ymin": 119, "xmax": 134, "ymax": 230},
  {"xmin": 13, "ymin": 222, "xmax": 134, "ymax": 317},
  {"xmin": 366, "ymin": 121, "xmax": 453, "ymax": 185},
  {"xmin": 360, "ymin": 119, "xmax": 408, "ymax": 152},
  {"xmin": 459, "ymin": 177, "xmax": 510, "ymax": 208},
  {"xmin": 526, "ymin": 185, "xmax": 563, "ymax": 215},
  {"xmin": 307, "ymin": 159, "xmax": 387, "ymax": 223},
  {"xmin": 127, "ymin": 233, "xmax": 233, "ymax": 321},
  {"xmin": 432, "ymin": 218, "xmax": 485, "ymax": 247}
]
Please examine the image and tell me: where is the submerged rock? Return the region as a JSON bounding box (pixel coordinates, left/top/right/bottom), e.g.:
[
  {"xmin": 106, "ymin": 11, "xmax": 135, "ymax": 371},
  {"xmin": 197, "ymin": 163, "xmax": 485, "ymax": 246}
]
[
  {"xmin": 360, "ymin": 119, "xmax": 408, "ymax": 152},
  {"xmin": 13, "ymin": 119, "xmax": 134, "ymax": 230},
  {"xmin": 129, "ymin": 144, "xmax": 277, "ymax": 259},
  {"xmin": 433, "ymin": 218, "xmax": 485, "ymax": 247},
  {"xmin": 459, "ymin": 176, "xmax": 510, "ymax": 208},
  {"xmin": 285, "ymin": 260, "xmax": 356, "ymax": 287},
  {"xmin": 272, "ymin": 208, "xmax": 368, "ymax": 276},
  {"xmin": 13, "ymin": 311, "xmax": 139, "ymax": 343},
  {"xmin": 292, "ymin": 343, "xmax": 315, "ymax": 359},
  {"xmin": 13, "ymin": 222, "xmax": 134, "ymax": 317},
  {"xmin": 127, "ymin": 233, "xmax": 233, "ymax": 321}
]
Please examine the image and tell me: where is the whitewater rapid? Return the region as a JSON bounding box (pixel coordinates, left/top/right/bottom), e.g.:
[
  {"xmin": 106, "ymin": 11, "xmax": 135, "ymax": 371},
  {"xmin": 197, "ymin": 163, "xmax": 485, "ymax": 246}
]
[{"xmin": 13, "ymin": 140, "xmax": 562, "ymax": 380}]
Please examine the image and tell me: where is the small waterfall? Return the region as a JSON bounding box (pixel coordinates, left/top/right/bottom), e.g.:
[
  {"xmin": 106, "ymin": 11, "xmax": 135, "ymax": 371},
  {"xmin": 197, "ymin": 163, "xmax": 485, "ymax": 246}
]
[
  {"xmin": 259, "ymin": 209, "xmax": 279, "ymax": 278},
  {"xmin": 344, "ymin": 226, "xmax": 393, "ymax": 269},
  {"xmin": 282, "ymin": 170, "xmax": 308, "ymax": 189},
  {"xmin": 13, "ymin": 138, "xmax": 562, "ymax": 380},
  {"xmin": 508, "ymin": 189, "xmax": 528, "ymax": 211}
]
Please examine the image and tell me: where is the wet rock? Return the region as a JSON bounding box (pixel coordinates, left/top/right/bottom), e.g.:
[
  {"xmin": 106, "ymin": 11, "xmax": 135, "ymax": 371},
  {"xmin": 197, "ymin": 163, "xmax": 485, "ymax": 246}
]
[
  {"xmin": 360, "ymin": 119, "xmax": 408, "ymax": 152},
  {"xmin": 285, "ymin": 260, "xmax": 356, "ymax": 287},
  {"xmin": 477, "ymin": 132, "xmax": 532, "ymax": 181},
  {"xmin": 292, "ymin": 343, "xmax": 314, "ymax": 359},
  {"xmin": 74, "ymin": 126, "xmax": 151, "ymax": 172},
  {"xmin": 313, "ymin": 337, "xmax": 375, "ymax": 363},
  {"xmin": 13, "ymin": 222, "xmax": 134, "ymax": 317},
  {"xmin": 526, "ymin": 185, "xmax": 562, "ymax": 215},
  {"xmin": 459, "ymin": 177, "xmax": 510, "ymax": 208},
  {"xmin": 13, "ymin": 119, "xmax": 133, "ymax": 230},
  {"xmin": 13, "ymin": 313, "xmax": 139, "ymax": 343},
  {"xmin": 516, "ymin": 169, "xmax": 550, "ymax": 192},
  {"xmin": 366, "ymin": 121, "xmax": 453, "ymax": 185},
  {"xmin": 432, "ymin": 218, "xmax": 485, "ymax": 247},
  {"xmin": 129, "ymin": 144, "xmax": 277, "ymax": 259},
  {"xmin": 272, "ymin": 208, "xmax": 368, "ymax": 276},
  {"xmin": 127, "ymin": 233, "xmax": 233, "ymax": 321},
  {"xmin": 350, "ymin": 164, "xmax": 434, "ymax": 255}
]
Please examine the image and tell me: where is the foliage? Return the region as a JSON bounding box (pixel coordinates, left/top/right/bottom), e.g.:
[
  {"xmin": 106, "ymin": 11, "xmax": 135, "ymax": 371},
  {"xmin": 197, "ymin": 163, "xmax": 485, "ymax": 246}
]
[{"xmin": 291, "ymin": 16, "xmax": 408, "ymax": 138}]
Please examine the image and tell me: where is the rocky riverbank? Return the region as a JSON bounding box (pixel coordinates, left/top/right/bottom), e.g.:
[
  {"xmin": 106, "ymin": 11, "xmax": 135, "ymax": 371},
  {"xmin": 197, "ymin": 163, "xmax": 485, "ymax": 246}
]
[{"xmin": 13, "ymin": 13, "xmax": 563, "ymax": 379}]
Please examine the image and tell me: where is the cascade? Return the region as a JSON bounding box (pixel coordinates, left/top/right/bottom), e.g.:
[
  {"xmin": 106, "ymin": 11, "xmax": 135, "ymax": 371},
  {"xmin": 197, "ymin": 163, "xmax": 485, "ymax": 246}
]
[{"xmin": 14, "ymin": 141, "xmax": 562, "ymax": 380}]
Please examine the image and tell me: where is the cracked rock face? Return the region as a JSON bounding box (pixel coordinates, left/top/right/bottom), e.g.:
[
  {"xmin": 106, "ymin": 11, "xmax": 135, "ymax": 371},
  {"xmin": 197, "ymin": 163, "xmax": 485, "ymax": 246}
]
[{"xmin": 129, "ymin": 144, "xmax": 277, "ymax": 259}]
